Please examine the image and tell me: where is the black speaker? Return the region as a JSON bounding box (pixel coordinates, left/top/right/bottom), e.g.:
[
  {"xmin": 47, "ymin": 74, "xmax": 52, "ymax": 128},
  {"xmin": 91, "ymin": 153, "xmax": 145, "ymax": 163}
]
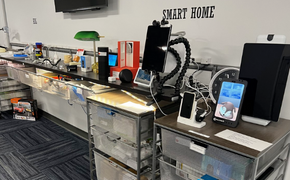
[
  {"xmin": 98, "ymin": 47, "xmax": 110, "ymax": 80},
  {"xmin": 119, "ymin": 69, "xmax": 133, "ymax": 83},
  {"xmin": 239, "ymin": 43, "xmax": 290, "ymax": 122}
]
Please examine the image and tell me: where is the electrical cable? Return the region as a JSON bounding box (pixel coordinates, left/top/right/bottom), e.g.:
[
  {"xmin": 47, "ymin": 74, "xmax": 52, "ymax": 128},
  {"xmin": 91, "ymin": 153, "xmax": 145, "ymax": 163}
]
[
  {"xmin": 42, "ymin": 58, "xmax": 61, "ymax": 67},
  {"xmin": 186, "ymin": 81, "xmax": 212, "ymax": 116},
  {"xmin": 67, "ymin": 100, "xmax": 73, "ymax": 106},
  {"xmin": 191, "ymin": 60, "xmax": 200, "ymax": 71},
  {"xmin": 150, "ymin": 76, "xmax": 167, "ymax": 117},
  {"xmin": 81, "ymin": 105, "xmax": 87, "ymax": 115},
  {"xmin": 180, "ymin": 79, "xmax": 185, "ymax": 90}
]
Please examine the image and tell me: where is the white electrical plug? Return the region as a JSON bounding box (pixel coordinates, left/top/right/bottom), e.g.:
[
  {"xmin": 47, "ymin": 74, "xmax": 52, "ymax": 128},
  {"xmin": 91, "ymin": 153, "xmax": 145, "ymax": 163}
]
[{"xmin": 156, "ymin": 133, "xmax": 161, "ymax": 146}]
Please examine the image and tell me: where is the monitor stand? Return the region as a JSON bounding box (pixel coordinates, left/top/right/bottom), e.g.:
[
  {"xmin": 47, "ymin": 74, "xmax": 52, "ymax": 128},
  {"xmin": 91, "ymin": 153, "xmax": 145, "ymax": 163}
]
[{"xmin": 242, "ymin": 115, "xmax": 271, "ymax": 126}]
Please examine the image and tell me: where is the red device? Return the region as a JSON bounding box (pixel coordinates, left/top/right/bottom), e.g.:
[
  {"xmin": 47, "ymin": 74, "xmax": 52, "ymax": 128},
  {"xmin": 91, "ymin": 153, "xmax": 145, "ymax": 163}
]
[
  {"xmin": 110, "ymin": 66, "xmax": 139, "ymax": 80},
  {"xmin": 110, "ymin": 41, "xmax": 140, "ymax": 80}
]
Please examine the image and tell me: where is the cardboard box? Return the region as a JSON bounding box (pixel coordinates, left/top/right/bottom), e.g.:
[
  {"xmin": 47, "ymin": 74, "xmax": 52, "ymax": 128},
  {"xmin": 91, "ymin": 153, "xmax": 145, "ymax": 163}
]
[
  {"xmin": 80, "ymin": 56, "xmax": 92, "ymax": 72},
  {"xmin": 11, "ymin": 98, "xmax": 38, "ymax": 121}
]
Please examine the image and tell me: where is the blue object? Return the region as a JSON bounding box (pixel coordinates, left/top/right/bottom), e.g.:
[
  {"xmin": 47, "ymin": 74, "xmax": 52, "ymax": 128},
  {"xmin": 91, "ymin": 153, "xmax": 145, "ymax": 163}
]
[
  {"xmin": 201, "ymin": 174, "xmax": 219, "ymax": 180},
  {"xmin": 13, "ymin": 54, "xmax": 28, "ymax": 58},
  {"xmin": 72, "ymin": 86, "xmax": 85, "ymax": 102},
  {"xmin": 108, "ymin": 54, "xmax": 118, "ymax": 66},
  {"xmin": 80, "ymin": 56, "xmax": 86, "ymax": 68}
]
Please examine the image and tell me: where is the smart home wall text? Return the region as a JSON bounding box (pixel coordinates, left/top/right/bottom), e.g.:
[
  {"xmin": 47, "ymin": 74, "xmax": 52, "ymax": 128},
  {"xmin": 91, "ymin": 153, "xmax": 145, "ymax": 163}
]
[{"xmin": 163, "ymin": 6, "xmax": 215, "ymax": 20}]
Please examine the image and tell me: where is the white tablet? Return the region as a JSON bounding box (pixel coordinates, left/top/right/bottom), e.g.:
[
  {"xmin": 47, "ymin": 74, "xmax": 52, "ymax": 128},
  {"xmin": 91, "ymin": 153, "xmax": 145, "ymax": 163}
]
[{"xmin": 134, "ymin": 67, "xmax": 153, "ymax": 87}]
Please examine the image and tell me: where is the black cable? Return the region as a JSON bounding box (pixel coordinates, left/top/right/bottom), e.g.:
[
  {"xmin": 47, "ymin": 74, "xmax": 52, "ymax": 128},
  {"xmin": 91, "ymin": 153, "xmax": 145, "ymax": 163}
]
[
  {"xmin": 67, "ymin": 100, "xmax": 73, "ymax": 106},
  {"xmin": 157, "ymin": 47, "xmax": 182, "ymax": 94},
  {"xmin": 42, "ymin": 58, "xmax": 61, "ymax": 67},
  {"xmin": 168, "ymin": 37, "xmax": 191, "ymax": 96}
]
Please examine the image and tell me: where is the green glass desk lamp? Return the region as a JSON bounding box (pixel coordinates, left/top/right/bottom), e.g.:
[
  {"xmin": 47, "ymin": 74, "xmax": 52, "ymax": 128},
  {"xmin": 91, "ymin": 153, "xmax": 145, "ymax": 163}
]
[{"xmin": 74, "ymin": 31, "xmax": 104, "ymax": 73}]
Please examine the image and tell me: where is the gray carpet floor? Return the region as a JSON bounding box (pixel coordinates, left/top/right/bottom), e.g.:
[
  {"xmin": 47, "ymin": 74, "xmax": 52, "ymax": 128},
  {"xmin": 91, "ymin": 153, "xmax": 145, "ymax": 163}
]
[{"xmin": 0, "ymin": 112, "xmax": 90, "ymax": 180}]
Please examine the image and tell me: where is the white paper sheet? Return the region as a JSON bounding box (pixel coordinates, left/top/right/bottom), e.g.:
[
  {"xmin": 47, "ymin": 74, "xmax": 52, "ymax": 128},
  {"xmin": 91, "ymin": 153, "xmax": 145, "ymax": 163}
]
[{"xmin": 215, "ymin": 129, "xmax": 272, "ymax": 152}]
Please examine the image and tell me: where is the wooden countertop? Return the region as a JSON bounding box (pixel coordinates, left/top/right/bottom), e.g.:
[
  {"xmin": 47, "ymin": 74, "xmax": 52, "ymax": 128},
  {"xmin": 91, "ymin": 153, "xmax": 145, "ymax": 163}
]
[
  {"xmin": 155, "ymin": 111, "xmax": 290, "ymax": 158},
  {"xmin": 87, "ymin": 90, "xmax": 174, "ymax": 117}
]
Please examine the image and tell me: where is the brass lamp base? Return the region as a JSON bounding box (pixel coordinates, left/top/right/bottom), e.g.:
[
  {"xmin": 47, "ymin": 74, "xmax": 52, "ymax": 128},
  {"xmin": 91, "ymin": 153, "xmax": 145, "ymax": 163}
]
[{"xmin": 92, "ymin": 62, "xmax": 98, "ymax": 73}]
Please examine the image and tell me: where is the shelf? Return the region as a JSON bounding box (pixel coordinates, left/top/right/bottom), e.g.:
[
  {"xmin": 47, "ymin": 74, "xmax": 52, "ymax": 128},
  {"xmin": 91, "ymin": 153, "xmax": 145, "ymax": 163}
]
[
  {"xmin": 257, "ymin": 158, "xmax": 285, "ymax": 180},
  {"xmin": 155, "ymin": 112, "xmax": 290, "ymax": 158},
  {"xmin": 93, "ymin": 148, "xmax": 152, "ymax": 179},
  {"xmin": 0, "ymin": 56, "xmax": 151, "ymax": 96}
]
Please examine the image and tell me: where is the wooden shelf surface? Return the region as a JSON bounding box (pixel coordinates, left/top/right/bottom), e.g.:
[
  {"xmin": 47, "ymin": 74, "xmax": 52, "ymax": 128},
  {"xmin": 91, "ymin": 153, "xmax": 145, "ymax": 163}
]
[{"xmin": 155, "ymin": 112, "xmax": 290, "ymax": 158}]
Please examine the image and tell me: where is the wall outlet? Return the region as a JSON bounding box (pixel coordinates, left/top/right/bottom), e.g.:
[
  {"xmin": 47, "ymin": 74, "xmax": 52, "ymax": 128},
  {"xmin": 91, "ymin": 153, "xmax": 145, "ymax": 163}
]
[
  {"xmin": 201, "ymin": 57, "xmax": 211, "ymax": 64},
  {"xmin": 33, "ymin": 18, "xmax": 37, "ymax": 24},
  {"xmin": 194, "ymin": 57, "xmax": 211, "ymax": 64}
]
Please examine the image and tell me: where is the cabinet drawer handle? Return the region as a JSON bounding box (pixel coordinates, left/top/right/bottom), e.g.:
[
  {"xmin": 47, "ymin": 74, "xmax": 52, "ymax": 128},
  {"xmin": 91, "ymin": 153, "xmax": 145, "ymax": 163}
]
[{"xmin": 107, "ymin": 135, "xmax": 120, "ymax": 143}]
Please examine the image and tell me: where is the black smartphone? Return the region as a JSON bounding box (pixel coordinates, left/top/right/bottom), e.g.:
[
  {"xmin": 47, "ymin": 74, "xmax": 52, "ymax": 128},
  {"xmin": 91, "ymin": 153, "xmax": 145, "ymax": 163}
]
[
  {"xmin": 179, "ymin": 91, "xmax": 196, "ymax": 119},
  {"xmin": 212, "ymin": 79, "xmax": 247, "ymax": 127}
]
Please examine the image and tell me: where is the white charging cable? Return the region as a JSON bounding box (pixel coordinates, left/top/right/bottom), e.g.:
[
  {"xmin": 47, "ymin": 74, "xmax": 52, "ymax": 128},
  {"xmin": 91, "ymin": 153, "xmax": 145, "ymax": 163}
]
[
  {"xmin": 186, "ymin": 81, "xmax": 212, "ymax": 116},
  {"xmin": 150, "ymin": 75, "xmax": 167, "ymax": 117}
]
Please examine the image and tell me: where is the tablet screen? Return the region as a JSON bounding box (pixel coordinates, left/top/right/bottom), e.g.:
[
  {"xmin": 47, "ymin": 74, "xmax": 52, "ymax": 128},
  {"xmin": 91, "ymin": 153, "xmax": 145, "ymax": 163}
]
[
  {"xmin": 214, "ymin": 81, "xmax": 245, "ymax": 121},
  {"xmin": 135, "ymin": 68, "xmax": 151, "ymax": 85}
]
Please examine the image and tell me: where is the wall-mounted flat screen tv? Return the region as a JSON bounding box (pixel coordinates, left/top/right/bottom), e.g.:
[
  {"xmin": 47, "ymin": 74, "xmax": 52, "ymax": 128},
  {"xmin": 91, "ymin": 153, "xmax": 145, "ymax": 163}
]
[{"xmin": 54, "ymin": 0, "xmax": 108, "ymax": 13}]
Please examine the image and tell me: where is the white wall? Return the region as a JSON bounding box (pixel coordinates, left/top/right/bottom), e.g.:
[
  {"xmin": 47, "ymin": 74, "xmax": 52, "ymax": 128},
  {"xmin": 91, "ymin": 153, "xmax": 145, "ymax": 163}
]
[
  {"xmin": 3, "ymin": 0, "xmax": 290, "ymax": 178},
  {"xmin": 32, "ymin": 88, "xmax": 89, "ymax": 132}
]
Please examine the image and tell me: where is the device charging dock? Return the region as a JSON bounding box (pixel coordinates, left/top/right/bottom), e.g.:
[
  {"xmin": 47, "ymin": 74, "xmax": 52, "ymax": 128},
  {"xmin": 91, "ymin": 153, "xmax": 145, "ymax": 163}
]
[{"xmin": 177, "ymin": 100, "xmax": 206, "ymax": 128}]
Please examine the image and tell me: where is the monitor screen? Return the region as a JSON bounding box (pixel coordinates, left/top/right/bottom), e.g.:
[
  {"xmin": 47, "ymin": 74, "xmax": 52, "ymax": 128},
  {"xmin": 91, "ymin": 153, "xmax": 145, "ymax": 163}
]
[
  {"xmin": 54, "ymin": 0, "xmax": 108, "ymax": 12},
  {"xmin": 142, "ymin": 25, "xmax": 172, "ymax": 73},
  {"xmin": 108, "ymin": 53, "xmax": 118, "ymax": 66}
]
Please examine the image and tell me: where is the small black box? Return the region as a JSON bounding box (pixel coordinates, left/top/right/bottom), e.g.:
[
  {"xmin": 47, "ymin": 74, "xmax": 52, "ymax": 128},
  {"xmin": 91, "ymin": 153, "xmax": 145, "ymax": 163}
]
[
  {"xmin": 67, "ymin": 65, "xmax": 78, "ymax": 72},
  {"xmin": 98, "ymin": 47, "xmax": 109, "ymax": 80}
]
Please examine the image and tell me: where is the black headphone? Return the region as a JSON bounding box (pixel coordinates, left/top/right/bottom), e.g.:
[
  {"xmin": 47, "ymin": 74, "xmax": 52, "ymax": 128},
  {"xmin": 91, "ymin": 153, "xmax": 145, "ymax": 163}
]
[{"xmin": 195, "ymin": 109, "xmax": 207, "ymax": 122}]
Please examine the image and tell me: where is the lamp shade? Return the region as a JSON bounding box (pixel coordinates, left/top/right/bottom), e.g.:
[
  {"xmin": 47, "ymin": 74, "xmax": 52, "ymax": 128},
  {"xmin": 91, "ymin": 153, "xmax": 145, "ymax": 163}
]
[{"xmin": 74, "ymin": 31, "xmax": 100, "ymax": 41}]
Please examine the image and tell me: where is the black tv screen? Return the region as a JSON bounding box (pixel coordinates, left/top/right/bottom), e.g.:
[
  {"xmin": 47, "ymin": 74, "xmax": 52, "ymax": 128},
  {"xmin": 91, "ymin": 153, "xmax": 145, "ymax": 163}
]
[{"xmin": 54, "ymin": 0, "xmax": 108, "ymax": 13}]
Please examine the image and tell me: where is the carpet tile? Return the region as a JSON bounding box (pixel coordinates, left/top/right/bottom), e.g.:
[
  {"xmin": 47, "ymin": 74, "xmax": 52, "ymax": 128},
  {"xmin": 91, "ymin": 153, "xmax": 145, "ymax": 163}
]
[
  {"xmin": 0, "ymin": 152, "xmax": 39, "ymax": 180},
  {"xmin": 0, "ymin": 112, "xmax": 90, "ymax": 180},
  {"xmin": 42, "ymin": 155, "xmax": 90, "ymax": 180},
  {"xmin": 0, "ymin": 135, "xmax": 15, "ymax": 155}
]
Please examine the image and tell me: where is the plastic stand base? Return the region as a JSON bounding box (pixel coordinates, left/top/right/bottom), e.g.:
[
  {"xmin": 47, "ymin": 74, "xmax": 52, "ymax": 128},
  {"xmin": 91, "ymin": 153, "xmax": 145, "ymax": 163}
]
[
  {"xmin": 242, "ymin": 115, "xmax": 271, "ymax": 126},
  {"xmin": 177, "ymin": 116, "xmax": 206, "ymax": 128}
]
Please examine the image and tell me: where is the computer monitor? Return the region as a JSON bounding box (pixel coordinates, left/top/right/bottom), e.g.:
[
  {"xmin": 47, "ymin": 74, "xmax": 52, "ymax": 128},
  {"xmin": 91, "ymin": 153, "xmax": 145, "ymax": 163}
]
[
  {"xmin": 239, "ymin": 43, "xmax": 290, "ymax": 125},
  {"xmin": 142, "ymin": 24, "xmax": 172, "ymax": 73},
  {"xmin": 108, "ymin": 53, "xmax": 118, "ymax": 66}
]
